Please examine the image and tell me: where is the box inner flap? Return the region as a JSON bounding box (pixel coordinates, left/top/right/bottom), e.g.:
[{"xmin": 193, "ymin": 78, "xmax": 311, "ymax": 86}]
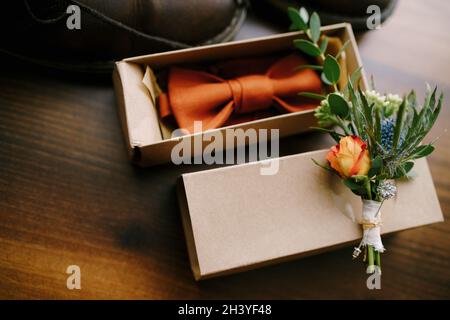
[{"xmin": 116, "ymin": 61, "xmax": 163, "ymax": 147}]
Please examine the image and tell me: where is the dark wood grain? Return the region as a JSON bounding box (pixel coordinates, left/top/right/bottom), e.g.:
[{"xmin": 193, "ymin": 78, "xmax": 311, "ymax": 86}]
[{"xmin": 0, "ymin": 0, "xmax": 449, "ymax": 299}]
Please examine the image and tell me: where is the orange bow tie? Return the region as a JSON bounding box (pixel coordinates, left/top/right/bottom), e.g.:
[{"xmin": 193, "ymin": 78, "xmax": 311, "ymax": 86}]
[{"xmin": 158, "ymin": 54, "xmax": 322, "ymax": 133}]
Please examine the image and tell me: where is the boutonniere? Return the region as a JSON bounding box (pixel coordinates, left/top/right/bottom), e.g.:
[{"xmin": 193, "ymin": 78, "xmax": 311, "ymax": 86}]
[{"xmin": 288, "ymin": 7, "xmax": 443, "ymax": 275}]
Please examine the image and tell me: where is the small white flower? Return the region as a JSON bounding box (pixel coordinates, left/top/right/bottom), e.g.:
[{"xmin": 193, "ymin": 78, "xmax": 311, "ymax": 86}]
[{"xmin": 387, "ymin": 93, "xmax": 401, "ymax": 103}]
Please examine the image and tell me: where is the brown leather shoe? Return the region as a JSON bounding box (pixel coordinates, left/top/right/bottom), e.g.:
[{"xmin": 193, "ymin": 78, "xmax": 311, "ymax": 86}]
[
  {"xmin": 0, "ymin": 0, "xmax": 247, "ymax": 73},
  {"xmin": 253, "ymin": 0, "xmax": 398, "ymax": 31}
]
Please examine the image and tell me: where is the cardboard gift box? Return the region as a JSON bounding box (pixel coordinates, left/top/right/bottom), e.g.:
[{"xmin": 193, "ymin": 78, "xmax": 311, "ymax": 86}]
[
  {"xmin": 113, "ymin": 23, "xmax": 366, "ymax": 166},
  {"xmin": 177, "ymin": 150, "xmax": 443, "ymax": 280}
]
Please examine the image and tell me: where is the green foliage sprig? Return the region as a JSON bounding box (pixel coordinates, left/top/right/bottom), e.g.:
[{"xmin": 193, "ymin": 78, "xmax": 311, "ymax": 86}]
[{"xmin": 288, "ymin": 7, "xmax": 349, "ymax": 92}]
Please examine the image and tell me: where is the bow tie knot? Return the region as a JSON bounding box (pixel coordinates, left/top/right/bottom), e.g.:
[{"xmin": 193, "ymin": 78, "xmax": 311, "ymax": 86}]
[{"xmin": 227, "ymin": 75, "xmax": 274, "ymax": 114}]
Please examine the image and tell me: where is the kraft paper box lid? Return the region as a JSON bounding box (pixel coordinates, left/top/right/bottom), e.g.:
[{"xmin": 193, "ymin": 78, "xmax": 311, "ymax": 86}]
[
  {"xmin": 113, "ymin": 23, "xmax": 367, "ymax": 166},
  {"xmin": 177, "ymin": 150, "xmax": 443, "ymax": 280}
]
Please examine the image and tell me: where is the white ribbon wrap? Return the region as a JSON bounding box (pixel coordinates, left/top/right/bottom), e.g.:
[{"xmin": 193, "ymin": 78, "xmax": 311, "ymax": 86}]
[{"xmin": 359, "ymin": 200, "xmax": 385, "ymax": 252}]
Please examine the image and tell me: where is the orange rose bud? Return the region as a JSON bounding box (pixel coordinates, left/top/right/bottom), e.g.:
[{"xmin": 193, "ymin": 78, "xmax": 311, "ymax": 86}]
[{"xmin": 326, "ymin": 135, "xmax": 371, "ymax": 178}]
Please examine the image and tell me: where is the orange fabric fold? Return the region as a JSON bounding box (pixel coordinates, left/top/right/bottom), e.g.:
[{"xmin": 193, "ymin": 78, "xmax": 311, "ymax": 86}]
[{"xmin": 158, "ymin": 54, "xmax": 322, "ymax": 133}]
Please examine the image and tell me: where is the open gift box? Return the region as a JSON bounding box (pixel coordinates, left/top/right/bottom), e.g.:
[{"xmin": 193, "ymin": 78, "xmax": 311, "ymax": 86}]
[{"xmin": 113, "ymin": 23, "xmax": 366, "ymax": 166}]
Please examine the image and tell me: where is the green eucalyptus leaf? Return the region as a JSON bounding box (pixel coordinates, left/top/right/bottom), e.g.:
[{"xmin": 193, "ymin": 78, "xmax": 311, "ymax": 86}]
[
  {"xmin": 320, "ymin": 36, "xmax": 329, "ymax": 54},
  {"xmin": 298, "ymin": 92, "xmax": 327, "ymax": 100},
  {"xmin": 294, "ymin": 39, "xmax": 321, "ymax": 57},
  {"xmin": 288, "ymin": 22, "xmax": 297, "ymax": 31},
  {"xmin": 299, "ymin": 7, "xmax": 309, "ymax": 24},
  {"xmin": 321, "ymin": 72, "xmax": 333, "ymax": 85},
  {"xmin": 294, "ymin": 64, "xmax": 323, "ymax": 72},
  {"xmin": 309, "ymin": 12, "xmax": 321, "ymax": 43},
  {"xmin": 323, "ymin": 55, "xmax": 340, "ymax": 85},
  {"xmin": 328, "ymin": 93, "xmax": 349, "ymax": 118},
  {"xmin": 288, "ymin": 7, "xmax": 307, "ymax": 31}
]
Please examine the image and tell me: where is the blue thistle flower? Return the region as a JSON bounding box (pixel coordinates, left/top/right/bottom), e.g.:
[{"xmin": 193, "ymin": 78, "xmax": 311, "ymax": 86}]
[
  {"xmin": 380, "ymin": 118, "xmax": 404, "ymax": 152},
  {"xmin": 381, "ymin": 118, "xmax": 395, "ymax": 152}
]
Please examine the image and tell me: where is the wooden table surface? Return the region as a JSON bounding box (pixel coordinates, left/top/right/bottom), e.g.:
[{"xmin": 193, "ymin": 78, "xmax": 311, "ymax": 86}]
[{"xmin": 0, "ymin": 0, "xmax": 449, "ymax": 299}]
